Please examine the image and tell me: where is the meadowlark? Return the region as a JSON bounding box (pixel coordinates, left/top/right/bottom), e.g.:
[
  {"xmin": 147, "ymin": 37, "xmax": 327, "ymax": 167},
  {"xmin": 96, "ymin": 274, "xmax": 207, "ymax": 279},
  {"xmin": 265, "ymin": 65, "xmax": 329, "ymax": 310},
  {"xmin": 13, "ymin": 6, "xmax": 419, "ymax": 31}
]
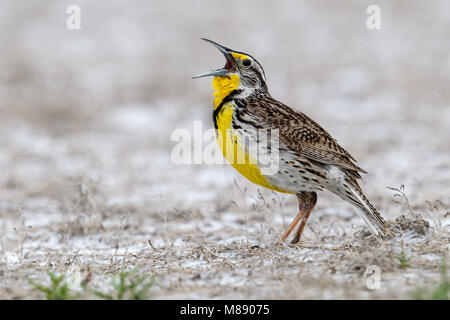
[{"xmin": 194, "ymin": 38, "xmax": 388, "ymax": 243}]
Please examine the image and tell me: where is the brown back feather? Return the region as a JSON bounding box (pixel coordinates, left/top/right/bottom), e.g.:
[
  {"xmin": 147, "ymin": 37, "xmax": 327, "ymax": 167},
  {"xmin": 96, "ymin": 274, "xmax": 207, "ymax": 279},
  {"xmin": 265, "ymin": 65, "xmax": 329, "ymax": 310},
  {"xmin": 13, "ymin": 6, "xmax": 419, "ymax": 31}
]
[{"xmin": 243, "ymin": 94, "xmax": 367, "ymax": 175}]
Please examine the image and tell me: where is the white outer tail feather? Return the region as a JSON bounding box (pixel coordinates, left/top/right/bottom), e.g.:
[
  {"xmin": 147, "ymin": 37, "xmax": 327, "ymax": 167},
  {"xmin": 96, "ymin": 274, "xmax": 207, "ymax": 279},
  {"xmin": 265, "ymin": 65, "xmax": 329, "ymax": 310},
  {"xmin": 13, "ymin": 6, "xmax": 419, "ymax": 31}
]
[{"xmin": 348, "ymin": 185, "xmax": 382, "ymax": 236}]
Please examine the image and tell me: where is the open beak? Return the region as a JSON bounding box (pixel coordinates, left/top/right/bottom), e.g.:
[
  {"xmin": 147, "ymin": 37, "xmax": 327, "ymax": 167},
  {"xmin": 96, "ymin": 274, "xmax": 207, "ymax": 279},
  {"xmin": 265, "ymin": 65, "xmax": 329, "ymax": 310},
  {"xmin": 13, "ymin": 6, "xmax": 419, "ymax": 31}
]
[{"xmin": 192, "ymin": 38, "xmax": 235, "ymax": 79}]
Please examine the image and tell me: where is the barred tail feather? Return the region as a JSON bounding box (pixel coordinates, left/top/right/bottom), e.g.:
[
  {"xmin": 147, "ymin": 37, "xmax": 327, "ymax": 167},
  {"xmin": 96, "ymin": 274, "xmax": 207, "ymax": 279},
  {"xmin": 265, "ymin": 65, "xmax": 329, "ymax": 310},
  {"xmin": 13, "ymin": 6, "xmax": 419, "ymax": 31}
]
[{"xmin": 347, "ymin": 185, "xmax": 388, "ymax": 236}]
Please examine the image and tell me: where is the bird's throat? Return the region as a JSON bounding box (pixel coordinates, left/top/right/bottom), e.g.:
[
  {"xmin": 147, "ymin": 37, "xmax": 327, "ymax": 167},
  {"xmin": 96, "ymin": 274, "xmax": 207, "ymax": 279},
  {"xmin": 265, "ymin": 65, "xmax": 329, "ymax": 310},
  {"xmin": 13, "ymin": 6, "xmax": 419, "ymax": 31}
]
[{"xmin": 212, "ymin": 74, "xmax": 240, "ymax": 109}]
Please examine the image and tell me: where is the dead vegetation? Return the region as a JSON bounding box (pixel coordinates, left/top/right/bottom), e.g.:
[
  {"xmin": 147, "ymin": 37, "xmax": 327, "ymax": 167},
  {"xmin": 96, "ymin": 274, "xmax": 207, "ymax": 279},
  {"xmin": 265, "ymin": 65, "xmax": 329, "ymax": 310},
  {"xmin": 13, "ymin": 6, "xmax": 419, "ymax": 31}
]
[{"xmin": 0, "ymin": 176, "xmax": 447, "ymax": 299}]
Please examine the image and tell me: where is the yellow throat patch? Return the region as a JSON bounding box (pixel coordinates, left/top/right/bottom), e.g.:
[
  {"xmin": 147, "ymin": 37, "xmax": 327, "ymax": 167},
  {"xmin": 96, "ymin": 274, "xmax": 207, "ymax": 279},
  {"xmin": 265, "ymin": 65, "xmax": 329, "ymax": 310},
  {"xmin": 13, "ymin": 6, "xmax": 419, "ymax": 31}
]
[
  {"xmin": 211, "ymin": 51, "xmax": 251, "ymax": 108},
  {"xmin": 212, "ymin": 74, "xmax": 240, "ymax": 109}
]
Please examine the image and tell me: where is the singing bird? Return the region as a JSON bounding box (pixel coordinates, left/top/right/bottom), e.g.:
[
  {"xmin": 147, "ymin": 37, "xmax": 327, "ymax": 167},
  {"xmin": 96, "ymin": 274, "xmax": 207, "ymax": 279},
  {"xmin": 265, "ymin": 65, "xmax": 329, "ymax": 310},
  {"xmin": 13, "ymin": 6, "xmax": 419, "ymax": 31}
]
[{"xmin": 193, "ymin": 39, "xmax": 388, "ymax": 243}]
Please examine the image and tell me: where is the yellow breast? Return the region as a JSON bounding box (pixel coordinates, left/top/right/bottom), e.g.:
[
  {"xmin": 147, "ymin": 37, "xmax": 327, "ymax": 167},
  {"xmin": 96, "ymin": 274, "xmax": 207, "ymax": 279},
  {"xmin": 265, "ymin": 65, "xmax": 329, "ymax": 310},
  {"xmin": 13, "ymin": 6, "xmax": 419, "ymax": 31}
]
[{"xmin": 214, "ymin": 99, "xmax": 292, "ymax": 194}]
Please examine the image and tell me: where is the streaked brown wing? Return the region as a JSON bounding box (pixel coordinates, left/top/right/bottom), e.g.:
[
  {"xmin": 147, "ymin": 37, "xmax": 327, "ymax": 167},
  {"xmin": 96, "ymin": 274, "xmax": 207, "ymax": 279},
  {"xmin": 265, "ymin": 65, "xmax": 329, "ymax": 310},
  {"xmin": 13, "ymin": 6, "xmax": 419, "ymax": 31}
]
[{"xmin": 245, "ymin": 95, "xmax": 367, "ymax": 174}]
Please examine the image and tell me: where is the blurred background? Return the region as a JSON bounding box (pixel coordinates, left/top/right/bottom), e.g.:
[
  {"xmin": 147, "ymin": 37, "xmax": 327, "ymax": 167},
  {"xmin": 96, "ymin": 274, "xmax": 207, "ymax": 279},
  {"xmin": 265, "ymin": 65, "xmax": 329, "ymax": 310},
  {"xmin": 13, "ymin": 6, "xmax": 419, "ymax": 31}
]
[
  {"xmin": 0, "ymin": 0, "xmax": 449, "ymax": 299},
  {"xmin": 0, "ymin": 0, "xmax": 448, "ymax": 208}
]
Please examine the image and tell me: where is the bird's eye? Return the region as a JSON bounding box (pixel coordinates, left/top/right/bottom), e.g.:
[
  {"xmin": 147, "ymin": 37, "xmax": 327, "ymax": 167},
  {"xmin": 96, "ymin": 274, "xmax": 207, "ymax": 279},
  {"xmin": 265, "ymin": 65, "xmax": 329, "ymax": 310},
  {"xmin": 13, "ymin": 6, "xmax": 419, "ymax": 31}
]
[{"xmin": 242, "ymin": 59, "xmax": 252, "ymax": 67}]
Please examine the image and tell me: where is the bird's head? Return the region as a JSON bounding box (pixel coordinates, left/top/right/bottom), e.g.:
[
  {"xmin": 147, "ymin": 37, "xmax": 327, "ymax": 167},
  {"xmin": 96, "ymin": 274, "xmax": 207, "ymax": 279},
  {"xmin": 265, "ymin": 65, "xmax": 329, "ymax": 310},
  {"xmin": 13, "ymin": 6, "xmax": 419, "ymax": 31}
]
[{"xmin": 193, "ymin": 38, "xmax": 268, "ymax": 99}]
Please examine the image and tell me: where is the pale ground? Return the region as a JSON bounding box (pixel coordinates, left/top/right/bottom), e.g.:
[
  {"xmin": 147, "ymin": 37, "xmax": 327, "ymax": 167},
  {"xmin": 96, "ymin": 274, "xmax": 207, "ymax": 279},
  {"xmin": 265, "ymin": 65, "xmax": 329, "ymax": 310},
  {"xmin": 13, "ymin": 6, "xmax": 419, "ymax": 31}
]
[{"xmin": 0, "ymin": 1, "xmax": 448, "ymax": 299}]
